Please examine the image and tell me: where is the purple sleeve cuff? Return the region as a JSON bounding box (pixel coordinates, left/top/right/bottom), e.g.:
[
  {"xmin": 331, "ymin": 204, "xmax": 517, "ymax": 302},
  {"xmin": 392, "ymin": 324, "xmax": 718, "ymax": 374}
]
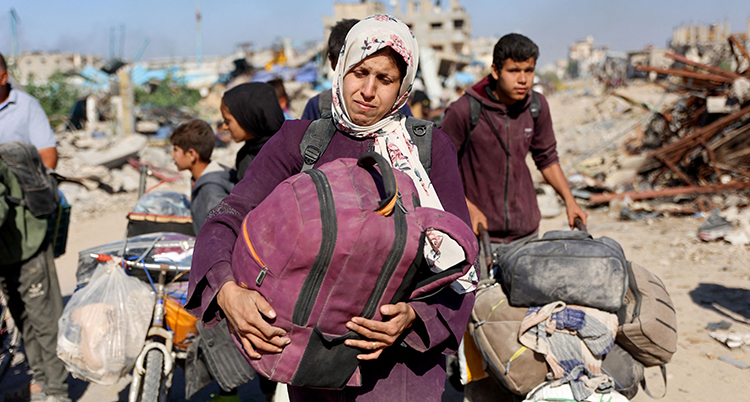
[
  {"xmin": 192, "ymin": 262, "xmax": 235, "ymax": 327},
  {"xmin": 404, "ymin": 290, "xmax": 474, "ymax": 354}
]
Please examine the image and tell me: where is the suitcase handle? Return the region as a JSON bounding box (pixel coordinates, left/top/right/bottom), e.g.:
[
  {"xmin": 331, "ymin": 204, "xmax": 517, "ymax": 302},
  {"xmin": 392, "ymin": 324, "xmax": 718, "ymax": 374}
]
[
  {"xmin": 573, "ymin": 217, "xmax": 587, "ymax": 232},
  {"xmin": 357, "ymin": 152, "xmax": 399, "ymax": 215},
  {"xmin": 477, "ymin": 223, "xmax": 492, "ymax": 275}
]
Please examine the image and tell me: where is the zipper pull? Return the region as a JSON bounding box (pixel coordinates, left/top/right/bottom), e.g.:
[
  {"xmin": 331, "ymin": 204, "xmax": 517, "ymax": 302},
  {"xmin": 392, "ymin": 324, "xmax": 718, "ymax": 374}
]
[
  {"xmin": 396, "ymin": 191, "xmax": 408, "ymax": 214},
  {"xmin": 256, "ymin": 266, "xmax": 268, "ymax": 286}
]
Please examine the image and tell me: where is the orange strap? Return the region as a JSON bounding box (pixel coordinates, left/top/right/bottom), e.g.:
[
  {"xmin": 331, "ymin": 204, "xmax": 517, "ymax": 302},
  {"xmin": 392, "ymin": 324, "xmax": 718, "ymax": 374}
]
[
  {"xmin": 242, "ymin": 219, "xmax": 265, "ymax": 267},
  {"xmin": 375, "ymin": 176, "xmax": 400, "ymax": 216}
]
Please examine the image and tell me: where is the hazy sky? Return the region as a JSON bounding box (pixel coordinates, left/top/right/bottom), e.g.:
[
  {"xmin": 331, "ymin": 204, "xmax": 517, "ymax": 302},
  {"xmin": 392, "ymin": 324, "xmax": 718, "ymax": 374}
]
[{"xmin": 2, "ymin": 0, "xmax": 749, "ymax": 68}]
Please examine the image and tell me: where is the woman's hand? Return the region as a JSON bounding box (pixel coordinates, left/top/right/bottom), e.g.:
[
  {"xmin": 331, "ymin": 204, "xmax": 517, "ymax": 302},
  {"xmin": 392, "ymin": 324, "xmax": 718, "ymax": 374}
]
[
  {"xmin": 216, "ymin": 281, "xmax": 289, "ymax": 358},
  {"xmin": 344, "ymin": 302, "xmax": 417, "ymax": 360}
]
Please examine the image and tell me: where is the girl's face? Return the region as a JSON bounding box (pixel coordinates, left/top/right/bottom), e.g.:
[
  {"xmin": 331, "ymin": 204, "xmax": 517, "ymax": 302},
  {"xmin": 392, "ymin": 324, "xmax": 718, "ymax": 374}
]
[{"xmin": 220, "ymin": 101, "xmax": 255, "ymax": 142}]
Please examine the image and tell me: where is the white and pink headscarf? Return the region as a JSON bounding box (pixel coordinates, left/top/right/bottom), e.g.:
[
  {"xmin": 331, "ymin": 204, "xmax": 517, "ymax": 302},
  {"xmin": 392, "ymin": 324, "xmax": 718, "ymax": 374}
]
[
  {"xmin": 331, "ymin": 15, "xmax": 476, "ymax": 293},
  {"xmin": 331, "ymin": 15, "xmax": 441, "ymax": 210}
]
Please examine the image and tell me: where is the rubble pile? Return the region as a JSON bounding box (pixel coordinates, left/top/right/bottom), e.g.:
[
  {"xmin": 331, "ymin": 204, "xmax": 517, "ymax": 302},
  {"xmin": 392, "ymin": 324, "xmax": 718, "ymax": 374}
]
[
  {"xmin": 563, "ymin": 38, "xmax": 750, "ymax": 244},
  {"xmin": 54, "ymin": 127, "xmax": 240, "ymax": 222}
]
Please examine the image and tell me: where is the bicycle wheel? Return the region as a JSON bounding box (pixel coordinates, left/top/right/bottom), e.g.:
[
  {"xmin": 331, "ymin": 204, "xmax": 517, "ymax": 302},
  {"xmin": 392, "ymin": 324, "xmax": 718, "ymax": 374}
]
[{"xmin": 140, "ymin": 349, "xmax": 164, "ymax": 402}]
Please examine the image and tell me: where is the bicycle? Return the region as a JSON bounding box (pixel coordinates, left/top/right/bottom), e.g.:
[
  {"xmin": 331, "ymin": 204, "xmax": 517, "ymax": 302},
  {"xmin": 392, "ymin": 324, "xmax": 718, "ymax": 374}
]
[{"xmin": 88, "ymin": 248, "xmax": 191, "ymax": 402}]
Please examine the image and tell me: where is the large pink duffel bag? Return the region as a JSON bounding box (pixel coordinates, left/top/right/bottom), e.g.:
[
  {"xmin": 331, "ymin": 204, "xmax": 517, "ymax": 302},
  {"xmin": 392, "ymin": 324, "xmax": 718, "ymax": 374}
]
[{"xmin": 231, "ymin": 152, "xmax": 477, "ymax": 389}]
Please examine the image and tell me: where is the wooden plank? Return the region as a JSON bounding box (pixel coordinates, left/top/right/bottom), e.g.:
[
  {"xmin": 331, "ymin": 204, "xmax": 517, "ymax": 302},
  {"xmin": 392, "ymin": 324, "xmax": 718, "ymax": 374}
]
[
  {"xmin": 588, "ymin": 181, "xmax": 750, "ymax": 204},
  {"xmin": 634, "ymin": 65, "xmax": 734, "ymax": 84},
  {"xmin": 665, "ymin": 52, "xmax": 744, "ymax": 80},
  {"xmin": 729, "ymin": 35, "xmax": 750, "ymax": 66}
]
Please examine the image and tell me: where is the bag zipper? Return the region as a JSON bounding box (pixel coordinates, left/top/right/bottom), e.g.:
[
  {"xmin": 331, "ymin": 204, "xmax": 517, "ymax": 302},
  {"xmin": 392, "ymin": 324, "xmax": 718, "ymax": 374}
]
[
  {"xmin": 292, "ymin": 169, "xmax": 338, "ymax": 327},
  {"xmin": 361, "ymin": 204, "xmax": 408, "ymax": 319},
  {"xmin": 241, "ymin": 219, "xmax": 270, "ymax": 287}
]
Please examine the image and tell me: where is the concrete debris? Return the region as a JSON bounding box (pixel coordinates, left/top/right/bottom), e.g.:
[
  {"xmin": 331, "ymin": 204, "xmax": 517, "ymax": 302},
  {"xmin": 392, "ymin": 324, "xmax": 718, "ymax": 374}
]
[
  {"xmin": 730, "ymin": 77, "xmax": 750, "ymax": 105},
  {"xmin": 536, "ymin": 184, "xmax": 562, "ymax": 219},
  {"xmin": 717, "ymin": 355, "xmax": 750, "ymax": 369},
  {"xmin": 572, "ymin": 39, "xmax": 750, "ymax": 220},
  {"xmin": 135, "ymin": 120, "xmax": 160, "ymax": 134},
  {"xmin": 709, "ymin": 330, "xmax": 750, "ymax": 348},
  {"xmin": 77, "ymin": 134, "xmax": 148, "ymax": 168}
]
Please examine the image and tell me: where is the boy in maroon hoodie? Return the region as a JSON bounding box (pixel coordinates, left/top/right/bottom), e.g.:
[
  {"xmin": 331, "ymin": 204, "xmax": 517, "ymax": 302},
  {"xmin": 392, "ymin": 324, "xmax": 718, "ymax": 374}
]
[
  {"xmin": 442, "ymin": 33, "xmax": 586, "ymax": 251},
  {"xmin": 441, "ymin": 33, "xmax": 588, "ymax": 399}
]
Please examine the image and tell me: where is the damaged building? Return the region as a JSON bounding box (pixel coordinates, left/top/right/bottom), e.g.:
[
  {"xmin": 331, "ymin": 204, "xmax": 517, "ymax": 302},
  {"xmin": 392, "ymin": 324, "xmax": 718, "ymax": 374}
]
[
  {"xmin": 324, "ymin": 0, "xmax": 471, "ymax": 59},
  {"xmin": 324, "ymin": 0, "xmax": 472, "ymax": 104},
  {"xmin": 13, "ymin": 52, "xmax": 104, "ymax": 84}
]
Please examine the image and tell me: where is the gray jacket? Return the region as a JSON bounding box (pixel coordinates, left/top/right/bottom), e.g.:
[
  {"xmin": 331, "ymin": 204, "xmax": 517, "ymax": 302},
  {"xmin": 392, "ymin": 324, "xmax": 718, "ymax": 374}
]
[{"xmin": 191, "ymin": 161, "xmax": 234, "ymax": 234}]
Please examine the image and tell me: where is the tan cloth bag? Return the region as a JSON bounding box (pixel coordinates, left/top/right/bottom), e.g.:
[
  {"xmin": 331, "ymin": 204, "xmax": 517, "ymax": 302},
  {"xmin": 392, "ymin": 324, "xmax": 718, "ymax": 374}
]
[{"xmin": 467, "ymin": 283, "xmax": 549, "ymax": 395}]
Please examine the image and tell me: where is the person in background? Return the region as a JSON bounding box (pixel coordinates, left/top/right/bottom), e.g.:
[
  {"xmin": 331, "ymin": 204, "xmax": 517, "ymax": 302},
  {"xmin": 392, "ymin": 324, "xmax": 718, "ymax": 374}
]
[
  {"xmin": 0, "ymin": 52, "xmax": 68, "ymax": 402},
  {"xmin": 408, "ymin": 89, "xmax": 431, "ymax": 120},
  {"xmin": 169, "ymin": 119, "xmax": 234, "ymax": 235},
  {"xmin": 220, "ymin": 82, "xmax": 286, "ymax": 183},
  {"xmin": 267, "ymin": 78, "xmax": 294, "ymax": 119},
  {"xmin": 301, "ymin": 18, "xmax": 412, "ymax": 120},
  {"xmin": 440, "ymin": 33, "xmax": 587, "ymax": 400},
  {"xmin": 169, "ymin": 119, "xmax": 257, "ymax": 402},
  {"xmin": 218, "ymin": 82, "xmax": 286, "ymax": 401}
]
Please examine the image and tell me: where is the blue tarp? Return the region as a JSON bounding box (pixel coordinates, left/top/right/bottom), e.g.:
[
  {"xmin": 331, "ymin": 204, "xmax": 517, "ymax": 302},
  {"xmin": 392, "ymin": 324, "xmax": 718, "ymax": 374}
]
[
  {"xmin": 131, "ymin": 65, "xmax": 178, "ymax": 86},
  {"xmin": 252, "ymin": 61, "xmax": 320, "ymax": 84},
  {"xmin": 453, "ymin": 71, "xmax": 476, "ymax": 86},
  {"xmin": 76, "ymin": 66, "xmax": 110, "ymax": 91}
]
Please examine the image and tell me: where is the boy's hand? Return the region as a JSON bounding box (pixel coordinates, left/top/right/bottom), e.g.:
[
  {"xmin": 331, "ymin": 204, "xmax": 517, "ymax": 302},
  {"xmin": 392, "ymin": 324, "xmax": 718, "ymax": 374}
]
[{"xmin": 465, "ymin": 197, "xmax": 488, "ymax": 236}]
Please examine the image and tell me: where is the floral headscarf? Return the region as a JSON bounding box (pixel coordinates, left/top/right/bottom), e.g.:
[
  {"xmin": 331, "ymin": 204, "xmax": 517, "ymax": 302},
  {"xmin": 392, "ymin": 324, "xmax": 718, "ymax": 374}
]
[
  {"xmin": 331, "ymin": 15, "xmax": 441, "ymax": 210},
  {"xmin": 331, "ymin": 15, "xmax": 476, "ymax": 293}
]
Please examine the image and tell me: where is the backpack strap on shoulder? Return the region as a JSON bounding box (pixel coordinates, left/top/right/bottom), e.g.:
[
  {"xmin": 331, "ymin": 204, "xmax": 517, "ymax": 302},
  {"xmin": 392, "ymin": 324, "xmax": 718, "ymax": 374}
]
[
  {"xmin": 318, "ymin": 89, "xmax": 333, "ymax": 119},
  {"xmin": 529, "ymin": 90, "xmax": 541, "ymax": 121},
  {"xmin": 405, "ymin": 116, "xmax": 434, "ymax": 177},
  {"xmin": 300, "ymin": 118, "xmax": 337, "ymax": 172},
  {"xmin": 457, "ymin": 94, "xmax": 482, "ymax": 161}
]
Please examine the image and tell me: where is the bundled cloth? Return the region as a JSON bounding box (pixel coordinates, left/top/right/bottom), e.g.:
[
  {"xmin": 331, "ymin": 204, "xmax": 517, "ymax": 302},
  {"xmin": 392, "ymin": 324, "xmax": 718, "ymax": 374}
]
[{"xmin": 518, "ymin": 301, "xmax": 619, "ymax": 401}]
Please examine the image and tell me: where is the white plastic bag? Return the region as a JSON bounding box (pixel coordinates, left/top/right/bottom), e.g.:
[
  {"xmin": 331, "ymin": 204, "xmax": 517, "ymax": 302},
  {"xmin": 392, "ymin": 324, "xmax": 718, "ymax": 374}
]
[
  {"xmin": 523, "ymin": 381, "xmax": 629, "ymax": 402},
  {"xmin": 57, "ymin": 260, "xmax": 154, "ymax": 384}
]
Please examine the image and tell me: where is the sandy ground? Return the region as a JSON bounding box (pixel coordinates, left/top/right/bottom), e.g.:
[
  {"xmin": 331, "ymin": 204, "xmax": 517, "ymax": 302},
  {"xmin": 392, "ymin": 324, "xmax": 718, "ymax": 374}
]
[{"xmin": 34, "ymin": 80, "xmax": 750, "ymax": 401}]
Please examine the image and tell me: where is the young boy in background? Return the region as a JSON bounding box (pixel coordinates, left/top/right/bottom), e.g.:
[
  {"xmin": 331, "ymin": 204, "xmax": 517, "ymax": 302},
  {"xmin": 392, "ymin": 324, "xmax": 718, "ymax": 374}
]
[{"xmin": 170, "ymin": 119, "xmax": 234, "ymax": 235}]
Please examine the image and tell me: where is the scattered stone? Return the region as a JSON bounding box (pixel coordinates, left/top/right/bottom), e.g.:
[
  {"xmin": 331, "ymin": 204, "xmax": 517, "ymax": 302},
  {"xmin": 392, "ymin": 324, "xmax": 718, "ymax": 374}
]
[
  {"xmin": 536, "ymin": 184, "xmax": 561, "ymax": 218},
  {"xmin": 718, "ymin": 355, "xmax": 750, "ymax": 369},
  {"xmin": 707, "ymin": 320, "xmax": 732, "ymax": 331},
  {"xmin": 136, "ymin": 120, "xmax": 160, "ymax": 133}
]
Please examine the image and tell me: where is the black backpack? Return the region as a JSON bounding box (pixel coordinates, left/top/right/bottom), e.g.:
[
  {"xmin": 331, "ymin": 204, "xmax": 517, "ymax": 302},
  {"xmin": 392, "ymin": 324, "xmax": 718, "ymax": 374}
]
[
  {"xmin": 318, "ymin": 89, "xmax": 334, "ymax": 119},
  {"xmin": 300, "ymin": 116, "xmax": 434, "ymax": 175},
  {"xmin": 0, "ymin": 141, "xmax": 60, "ymax": 217},
  {"xmin": 457, "ymin": 91, "xmax": 541, "ymax": 161}
]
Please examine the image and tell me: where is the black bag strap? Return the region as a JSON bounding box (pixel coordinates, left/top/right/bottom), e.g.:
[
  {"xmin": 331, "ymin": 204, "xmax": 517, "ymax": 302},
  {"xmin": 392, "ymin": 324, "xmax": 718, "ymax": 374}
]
[
  {"xmin": 457, "ymin": 91, "xmax": 541, "ymax": 161},
  {"xmin": 641, "ymin": 364, "xmax": 668, "ymax": 399},
  {"xmin": 300, "ymin": 118, "xmax": 338, "ymax": 172},
  {"xmin": 405, "ymin": 116, "xmax": 434, "ymax": 177},
  {"xmin": 529, "ymin": 90, "xmax": 541, "ymax": 120},
  {"xmin": 457, "ymin": 94, "xmax": 482, "ymax": 161},
  {"xmin": 318, "ymin": 89, "xmax": 333, "ymax": 118},
  {"xmin": 300, "ymin": 116, "xmax": 434, "ymax": 176}
]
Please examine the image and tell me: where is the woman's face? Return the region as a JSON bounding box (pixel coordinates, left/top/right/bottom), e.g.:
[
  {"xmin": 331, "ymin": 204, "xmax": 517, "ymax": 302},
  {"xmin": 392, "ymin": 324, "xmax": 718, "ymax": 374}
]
[
  {"xmin": 220, "ymin": 101, "xmax": 255, "ymax": 142},
  {"xmin": 342, "ymin": 51, "xmax": 402, "ymax": 127}
]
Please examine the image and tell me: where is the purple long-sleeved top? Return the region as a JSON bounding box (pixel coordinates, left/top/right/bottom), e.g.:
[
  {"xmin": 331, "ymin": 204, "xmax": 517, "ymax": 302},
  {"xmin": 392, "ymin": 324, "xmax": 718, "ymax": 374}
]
[{"xmin": 186, "ymin": 119, "xmax": 473, "ymax": 401}]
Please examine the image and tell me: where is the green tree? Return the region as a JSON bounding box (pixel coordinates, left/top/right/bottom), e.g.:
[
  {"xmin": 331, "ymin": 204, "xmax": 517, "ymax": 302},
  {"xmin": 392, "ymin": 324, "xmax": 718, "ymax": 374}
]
[
  {"xmin": 25, "ymin": 71, "xmax": 80, "ymax": 128},
  {"xmin": 134, "ymin": 73, "xmax": 201, "ymax": 109}
]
